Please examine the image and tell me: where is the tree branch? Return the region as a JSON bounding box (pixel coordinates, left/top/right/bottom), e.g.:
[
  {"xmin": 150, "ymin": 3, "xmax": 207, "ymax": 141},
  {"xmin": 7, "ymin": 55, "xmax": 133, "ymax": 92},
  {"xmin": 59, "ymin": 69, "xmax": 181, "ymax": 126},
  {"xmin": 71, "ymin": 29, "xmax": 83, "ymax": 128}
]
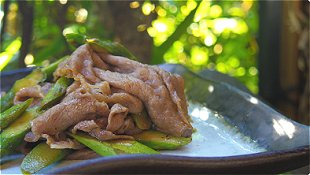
[{"xmin": 18, "ymin": 1, "xmax": 34, "ymax": 68}]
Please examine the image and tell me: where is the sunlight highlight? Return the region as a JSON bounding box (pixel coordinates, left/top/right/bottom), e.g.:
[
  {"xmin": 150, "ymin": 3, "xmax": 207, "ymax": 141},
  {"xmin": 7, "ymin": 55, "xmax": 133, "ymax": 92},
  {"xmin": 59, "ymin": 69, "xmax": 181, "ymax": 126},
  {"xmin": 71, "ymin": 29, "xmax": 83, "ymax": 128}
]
[
  {"xmin": 272, "ymin": 119, "xmax": 296, "ymax": 139},
  {"xmin": 59, "ymin": 0, "xmax": 67, "ymax": 5},
  {"xmin": 153, "ymin": 21, "xmax": 167, "ymax": 32},
  {"xmin": 24, "ymin": 54, "xmax": 34, "ymax": 65},
  {"xmin": 130, "ymin": 1, "xmax": 140, "ymax": 9},
  {"xmin": 190, "ymin": 106, "xmax": 210, "ymax": 121},
  {"xmin": 75, "ymin": 8, "xmax": 88, "ymax": 23},
  {"xmin": 214, "ymin": 18, "xmax": 237, "ymax": 34}
]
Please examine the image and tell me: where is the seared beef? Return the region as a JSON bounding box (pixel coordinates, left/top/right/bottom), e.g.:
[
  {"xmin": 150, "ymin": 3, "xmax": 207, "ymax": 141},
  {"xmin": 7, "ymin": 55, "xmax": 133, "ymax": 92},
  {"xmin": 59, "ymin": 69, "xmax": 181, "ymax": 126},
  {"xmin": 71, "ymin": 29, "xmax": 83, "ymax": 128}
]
[
  {"xmin": 31, "ymin": 87, "xmax": 109, "ymax": 137},
  {"xmin": 72, "ymin": 120, "xmax": 133, "ymax": 141},
  {"xmin": 14, "ymin": 85, "xmax": 43, "ymax": 106},
  {"xmin": 28, "ymin": 43, "xmax": 192, "ymax": 148}
]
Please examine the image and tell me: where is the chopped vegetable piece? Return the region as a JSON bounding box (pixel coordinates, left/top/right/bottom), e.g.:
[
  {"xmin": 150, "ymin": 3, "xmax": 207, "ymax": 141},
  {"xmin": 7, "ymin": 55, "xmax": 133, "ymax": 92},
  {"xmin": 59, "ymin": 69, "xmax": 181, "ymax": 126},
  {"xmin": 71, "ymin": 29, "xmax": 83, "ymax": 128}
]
[
  {"xmin": 12, "ymin": 69, "xmax": 46, "ymax": 94},
  {"xmin": 0, "ymin": 69, "xmax": 44, "ymax": 113},
  {"xmin": 0, "ymin": 57, "xmax": 67, "ymax": 112},
  {"xmin": 108, "ymin": 139, "xmax": 159, "ymax": 154},
  {"xmin": 64, "ymin": 33, "xmax": 88, "ymax": 50},
  {"xmin": 0, "ymin": 90, "xmax": 14, "ymax": 113},
  {"xmin": 132, "ymin": 110, "xmax": 152, "ymax": 130},
  {"xmin": 41, "ymin": 56, "xmax": 69, "ymax": 81},
  {"xmin": 86, "ymin": 38, "xmax": 138, "ymax": 61},
  {"xmin": 68, "ymin": 133, "xmax": 117, "ymax": 156},
  {"xmin": 20, "ymin": 143, "xmax": 71, "ymax": 174},
  {"xmin": 133, "ymin": 130, "xmax": 192, "ymax": 150},
  {"xmin": 0, "ymin": 108, "xmax": 39, "ymax": 156},
  {"xmin": 0, "ymin": 98, "xmax": 33, "ymax": 131},
  {"xmin": 40, "ymin": 77, "xmax": 72, "ymax": 111}
]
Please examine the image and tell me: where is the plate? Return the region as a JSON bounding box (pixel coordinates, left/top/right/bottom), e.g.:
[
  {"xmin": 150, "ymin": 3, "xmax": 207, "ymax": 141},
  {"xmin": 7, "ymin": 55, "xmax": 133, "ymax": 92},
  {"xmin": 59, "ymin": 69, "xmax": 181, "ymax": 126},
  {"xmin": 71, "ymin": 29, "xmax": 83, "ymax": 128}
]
[{"xmin": 0, "ymin": 64, "xmax": 309, "ymax": 174}]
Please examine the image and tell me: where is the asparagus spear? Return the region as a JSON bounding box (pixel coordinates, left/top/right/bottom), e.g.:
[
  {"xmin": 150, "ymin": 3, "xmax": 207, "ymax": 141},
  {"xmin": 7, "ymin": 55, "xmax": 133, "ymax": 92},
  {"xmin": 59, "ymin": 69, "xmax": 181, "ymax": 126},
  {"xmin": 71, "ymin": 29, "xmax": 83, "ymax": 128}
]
[
  {"xmin": 0, "ymin": 56, "xmax": 67, "ymax": 112},
  {"xmin": 0, "ymin": 108, "xmax": 39, "ymax": 156},
  {"xmin": 131, "ymin": 110, "xmax": 152, "ymax": 130},
  {"xmin": 108, "ymin": 139, "xmax": 158, "ymax": 154},
  {"xmin": 68, "ymin": 133, "xmax": 117, "ymax": 156},
  {"xmin": 20, "ymin": 143, "xmax": 71, "ymax": 174},
  {"xmin": 69, "ymin": 132, "xmax": 158, "ymax": 155},
  {"xmin": 39, "ymin": 77, "xmax": 72, "ymax": 111},
  {"xmin": 0, "ymin": 98, "xmax": 33, "ymax": 131},
  {"xmin": 0, "ymin": 69, "xmax": 44, "ymax": 112},
  {"xmin": 64, "ymin": 33, "xmax": 138, "ymax": 61},
  {"xmin": 133, "ymin": 130, "xmax": 192, "ymax": 150}
]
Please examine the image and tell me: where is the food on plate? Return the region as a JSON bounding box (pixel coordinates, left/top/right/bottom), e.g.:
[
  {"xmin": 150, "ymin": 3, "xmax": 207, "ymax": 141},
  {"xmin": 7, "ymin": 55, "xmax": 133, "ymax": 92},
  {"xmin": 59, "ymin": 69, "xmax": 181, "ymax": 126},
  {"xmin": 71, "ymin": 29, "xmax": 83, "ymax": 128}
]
[{"xmin": 0, "ymin": 34, "xmax": 192, "ymax": 173}]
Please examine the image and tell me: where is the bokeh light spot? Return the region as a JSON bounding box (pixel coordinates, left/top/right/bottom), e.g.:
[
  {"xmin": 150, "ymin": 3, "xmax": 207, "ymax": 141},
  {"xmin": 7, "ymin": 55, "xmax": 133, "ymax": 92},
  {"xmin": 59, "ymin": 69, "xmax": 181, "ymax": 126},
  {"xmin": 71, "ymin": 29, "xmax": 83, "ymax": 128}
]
[
  {"xmin": 25, "ymin": 54, "xmax": 34, "ymax": 65},
  {"xmin": 130, "ymin": 1, "xmax": 140, "ymax": 9},
  {"xmin": 213, "ymin": 44, "xmax": 223, "ymax": 54}
]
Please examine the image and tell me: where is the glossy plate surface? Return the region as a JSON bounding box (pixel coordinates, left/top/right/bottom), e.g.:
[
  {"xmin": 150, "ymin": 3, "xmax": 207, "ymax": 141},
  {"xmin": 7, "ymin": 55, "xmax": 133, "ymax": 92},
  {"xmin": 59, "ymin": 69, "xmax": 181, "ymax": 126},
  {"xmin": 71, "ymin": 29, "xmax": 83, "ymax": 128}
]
[{"xmin": 0, "ymin": 64, "xmax": 309, "ymax": 174}]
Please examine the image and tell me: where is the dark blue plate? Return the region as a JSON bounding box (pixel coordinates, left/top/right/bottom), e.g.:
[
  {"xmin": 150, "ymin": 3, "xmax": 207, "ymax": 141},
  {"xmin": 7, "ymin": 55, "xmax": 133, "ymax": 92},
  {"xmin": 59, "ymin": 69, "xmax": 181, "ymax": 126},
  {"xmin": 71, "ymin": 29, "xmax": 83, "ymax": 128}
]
[{"xmin": 1, "ymin": 64, "xmax": 309, "ymax": 174}]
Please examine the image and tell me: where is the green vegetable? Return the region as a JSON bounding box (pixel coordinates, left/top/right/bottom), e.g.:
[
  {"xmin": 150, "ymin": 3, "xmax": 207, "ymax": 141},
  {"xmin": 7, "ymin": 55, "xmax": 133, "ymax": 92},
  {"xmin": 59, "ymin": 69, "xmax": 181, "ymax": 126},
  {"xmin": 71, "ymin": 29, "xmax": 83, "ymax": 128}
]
[
  {"xmin": 20, "ymin": 143, "xmax": 71, "ymax": 174},
  {"xmin": 0, "ymin": 108, "xmax": 39, "ymax": 156},
  {"xmin": 133, "ymin": 130, "xmax": 192, "ymax": 150},
  {"xmin": 0, "ymin": 98, "xmax": 33, "ymax": 131},
  {"xmin": 68, "ymin": 133, "xmax": 117, "ymax": 156},
  {"xmin": 0, "ymin": 57, "xmax": 67, "ymax": 112},
  {"xmin": 41, "ymin": 56, "xmax": 69, "ymax": 81},
  {"xmin": 64, "ymin": 33, "xmax": 88, "ymax": 50},
  {"xmin": 69, "ymin": 132, "xmax": 158, "ymax": 156},
  {"xmin": 108, "ymin": 139, "xmax": 158, "ymax": 154},
  {"xmin": 40, "ymin": 77, "xmax": 72, "ymax": 111},
  {"xmin": 64, "ymin": 33, "xmax": 138, "ymax": 60},
  {"xmin": 132, "ymin": 110, "xmax": 152, "ymax": 130},
  {"xmin": 0, "ymin": 69, "xmax": 44, "ymax": 113},
  {"xmin": 86, "ymin": 38, "xmax": 138, "ymax": 61},
  {"xmin": 0, "ymin": 90, "xmax": 14, "ymax": 113}
]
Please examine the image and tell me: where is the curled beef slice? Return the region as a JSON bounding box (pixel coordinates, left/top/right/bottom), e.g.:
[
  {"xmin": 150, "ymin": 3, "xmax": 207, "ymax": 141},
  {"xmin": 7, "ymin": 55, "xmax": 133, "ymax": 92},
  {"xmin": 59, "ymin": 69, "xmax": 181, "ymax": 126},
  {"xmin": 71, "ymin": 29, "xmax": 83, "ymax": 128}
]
[
  {"xmin": 106, "ymin": 104, "xmax": 128, "ymax": 132},
  {"xmin": 99, "ymin": 55, "xmax": 191, "ymax": 125},
  {"xmin": 14, "ymin": 85, "xmax": 43, "ymax": 106},
  {"xmin": 31, "ymin": 87, "xmax": 109, "ymax": 137},
  {"xmin": 94, "ymin": 68, "xmax": 192, "ymax": 137},
  {"xmin": 72, "ymin": 120, "xmax": 133, "ymax": 141},
  {"xmin": 42, "ymin": 134, "xmax": 84, "ymax": 149},
  {"xmin": 106, "ymin": 92, "xmax": 143, "ymax": 114},
  {"xmin": 54, "ymin": 45, "xmax": 108, "ymax": 83},
  {"xmin": 116, "ymin": 117, "xmax": 142, "ymax": 135}
]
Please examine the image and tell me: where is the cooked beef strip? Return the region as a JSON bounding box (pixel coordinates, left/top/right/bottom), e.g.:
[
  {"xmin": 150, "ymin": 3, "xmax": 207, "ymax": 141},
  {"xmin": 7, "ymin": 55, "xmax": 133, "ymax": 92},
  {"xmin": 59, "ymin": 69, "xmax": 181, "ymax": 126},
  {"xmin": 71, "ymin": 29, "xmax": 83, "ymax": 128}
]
[
  {"xmin": 31, "ymin": 87, "xmax": 109, "ymax": 137},
  {"xmin": 106, "ymin": 92, "xmax": 143, "ymax": 114},
  {"xmin": 94, "ymin": 54, "xmax": 192, "ymax": 137},
  {"xmin": 115, "ymin": 117, "xmax": 142, "ymax": 135},
  {"xmin": 42, "ymin": 134, "xmax": 84, "ymax": 149},
  {"xmin": 14, "ymin": 85, "xmax": 43, "ymax": 106},
  {"xmin": 54, "ymin": 44, "xmax": 108, "ymax": 83},
  {"xmin": 32, "ymin": 44, "xmax": 192, "ymax": 145},
  {"xmin": 72, "ymin": 120, "xmax": 133, "ymax": 141},
  {"xmin": 106, "ymin": 104, "xmax": 128, "ymax": 132},
  {"xmin": 94, "ymin": 68, "xmax": 192, "ymax": 137}
]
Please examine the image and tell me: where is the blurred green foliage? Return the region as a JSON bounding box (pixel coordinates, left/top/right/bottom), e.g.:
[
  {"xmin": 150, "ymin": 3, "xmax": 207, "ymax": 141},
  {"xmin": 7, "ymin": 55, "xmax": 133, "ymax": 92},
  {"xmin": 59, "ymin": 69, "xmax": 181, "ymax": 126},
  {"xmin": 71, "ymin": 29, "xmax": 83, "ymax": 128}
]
[{"xmin": 0, "ymin": 0, "xmax": 258, "ymax": 93}]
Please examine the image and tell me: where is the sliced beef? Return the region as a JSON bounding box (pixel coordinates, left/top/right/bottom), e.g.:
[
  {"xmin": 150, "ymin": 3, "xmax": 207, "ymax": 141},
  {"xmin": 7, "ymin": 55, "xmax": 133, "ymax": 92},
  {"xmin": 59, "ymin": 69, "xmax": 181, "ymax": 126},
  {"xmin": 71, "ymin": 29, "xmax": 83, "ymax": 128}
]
[
  {"xmin": 115, "ymin": 117, "xmax": 142, "ymax": 135},
  {"xmin": 54, "ymin": 45, "xmax": 109, "ymax": 83},
  {"xmin": 94, "ymin": 54, "xmax": 192, "ymax": 137},
  {"xmin": 106, "ymin": 104, "xmax": 128, "ymax": 132},
  {"xmin": 94, "ymin": 68, "xmax": 192, "ymax": 137},
  {"xmin": 42, "ymin": 134, "xmax": 84, "ymax": 149},
  {"xmin": 31, "ymin": 87, "xmax": 109, "ymax": 137},
  {"xmin": 14, "ymin": 85, "xmax": 43, "ymax": 106},
  {"xmin": 106, "ymin": 92, "xmax": 143, "ymax": 114},
  {"xmin": 72, "ymin": 120, "xmax": 133, "ymax": 141}
]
